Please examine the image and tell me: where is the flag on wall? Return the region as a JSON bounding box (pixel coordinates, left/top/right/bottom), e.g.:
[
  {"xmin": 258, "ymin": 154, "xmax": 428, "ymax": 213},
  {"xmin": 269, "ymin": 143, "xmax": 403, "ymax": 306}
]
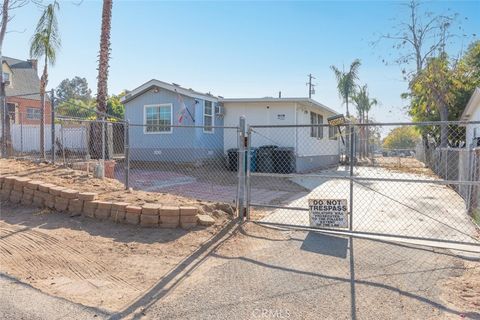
[
  {"xmin": 177, "ymin": 93, "xmax": 187, "ymax": 124},
  {"xmin": 176, "ymin": 92, "xmax": 196, "ymax": 124}
]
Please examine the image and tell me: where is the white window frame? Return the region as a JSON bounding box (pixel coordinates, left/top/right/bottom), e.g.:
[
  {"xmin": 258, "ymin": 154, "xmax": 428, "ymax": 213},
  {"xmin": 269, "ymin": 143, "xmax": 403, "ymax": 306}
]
[
  {"xmin": 310, "ymin": 111, "xmax": 324, "ymax": 139},
  {"xmin": 143, "ymin": 103, "xmax": 173, "ymax": 134},
  {"xmin": 203, "ymin": 100, "xmax": 214, "ymax": 133},
  {"xmin": 26, "ymin": 107, "xmax": 41, "ymax": 120}
]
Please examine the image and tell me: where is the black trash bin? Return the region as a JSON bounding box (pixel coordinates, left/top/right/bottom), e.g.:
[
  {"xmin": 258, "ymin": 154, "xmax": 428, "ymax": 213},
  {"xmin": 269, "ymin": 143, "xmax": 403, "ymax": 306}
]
[
  {"xmin": 227, "ymin": 148, "xmax": 239, "ymax": 171},
  {"xmin": 257, "ymin": 145, "xmax": 278, "ymax": 173},
  {"xmin": 273, "ymin": 147, "xmax": 296, "ymax": 173}
]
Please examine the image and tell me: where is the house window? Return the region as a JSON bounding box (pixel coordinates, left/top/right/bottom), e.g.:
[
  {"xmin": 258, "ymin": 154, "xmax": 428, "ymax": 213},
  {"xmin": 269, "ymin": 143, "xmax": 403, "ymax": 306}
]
[
  {"xmin": 329, "ymin": 126, "xmax": 338, "ymax": 140},
  {"xmin": 310, "ymin": 112, "xmax": 323, "ymax": 138},
  {"xmin": 204, "ymin": 100, "xmax": 213, "ymax": 133},
  {"xmin": 26, "ymin": 107, "xmax": 41, "ymax": 120},
  {"xmin": 7, "ymin": 103, "xmax": 16, "ymax": 123},
  {"xmin": 2, "ymin": 72, "xmax": 9, "ymax": 83},
  {"xmin": 145, "ymin": 104, "xmax": 172, "ymax": 133}
]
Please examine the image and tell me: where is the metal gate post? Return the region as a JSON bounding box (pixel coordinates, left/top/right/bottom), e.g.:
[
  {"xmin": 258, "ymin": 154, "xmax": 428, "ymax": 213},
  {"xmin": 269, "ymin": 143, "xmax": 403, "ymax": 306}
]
[
  {"xmin": 124, "ymin": 120, "xmax": 130, "ymax": 190},
  {"xmin": 237, "ymin": 116, "xmax": 246, "ymax": 220},
  {"xmin": 349, "ymin": 125, "xmax": 355, "ymax": 231},
  {"xmin": 51, "ymin": 90, "xmax": 56, "ymax": 164},
  {"xmin": 245, "ymin": 125, "xmax": 252, "ymax": 220}
]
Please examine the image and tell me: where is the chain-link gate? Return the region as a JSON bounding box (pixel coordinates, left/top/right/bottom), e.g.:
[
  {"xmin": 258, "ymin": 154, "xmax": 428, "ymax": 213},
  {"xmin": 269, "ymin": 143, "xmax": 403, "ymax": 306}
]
[{"xmin": 245, "ymin": 121, "xmax": 480, "ymax": 249}]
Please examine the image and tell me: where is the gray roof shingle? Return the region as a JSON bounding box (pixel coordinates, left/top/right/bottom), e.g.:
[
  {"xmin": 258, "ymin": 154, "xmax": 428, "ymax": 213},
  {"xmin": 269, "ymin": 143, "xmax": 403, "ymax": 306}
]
[{"xmin": 4, "ymin": 56, "xmax": 42, "ymax": 101}]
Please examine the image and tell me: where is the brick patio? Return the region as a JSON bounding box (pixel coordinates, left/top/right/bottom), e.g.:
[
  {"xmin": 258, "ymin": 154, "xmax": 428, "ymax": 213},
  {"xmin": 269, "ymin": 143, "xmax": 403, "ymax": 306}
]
[{"xmin": 116, "ymin": 168, "xmax": 293, "ymax": 204}]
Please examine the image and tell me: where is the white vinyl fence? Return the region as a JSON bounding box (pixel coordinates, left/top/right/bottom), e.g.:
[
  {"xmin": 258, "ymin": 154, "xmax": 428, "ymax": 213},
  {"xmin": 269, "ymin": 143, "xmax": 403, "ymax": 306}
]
[{"xmin": 11, "ymin": 124, "xmax": 88, "ymax": 153}]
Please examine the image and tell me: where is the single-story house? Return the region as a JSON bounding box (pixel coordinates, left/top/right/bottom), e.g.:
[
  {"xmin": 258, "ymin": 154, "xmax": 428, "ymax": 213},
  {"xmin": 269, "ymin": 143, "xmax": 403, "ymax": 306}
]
[
  {"xmin": 220, "ymin": 98, "xmax": 341, "ymax": 172},
  {"xmin": 460, "ymin": 87, "xmax": 480, "ymax": 148},
  {"xmin": 122, "ymin": 79, "xmax": 224, "ymax": 163},
  {"xmin": 122, "ymin": 80, "xmax": 341, "ymax": 172}
]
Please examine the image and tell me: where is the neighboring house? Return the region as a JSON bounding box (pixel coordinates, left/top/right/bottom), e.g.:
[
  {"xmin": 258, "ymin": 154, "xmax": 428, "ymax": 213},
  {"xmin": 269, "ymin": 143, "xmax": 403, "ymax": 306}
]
[
  {"xmin": 460, "ymin": 87, "xmax": 480, "ymax": 148},
  {"xmin": 221, "ymin": 98, "xmax": 340, "ymax": 172},
  {"xmin": 3, "ymin": 57, "xmax": 51, "ymax": 125},
  {"xmin": 122, "ymin": 79, "xmax": 224, "ymax": 163}
]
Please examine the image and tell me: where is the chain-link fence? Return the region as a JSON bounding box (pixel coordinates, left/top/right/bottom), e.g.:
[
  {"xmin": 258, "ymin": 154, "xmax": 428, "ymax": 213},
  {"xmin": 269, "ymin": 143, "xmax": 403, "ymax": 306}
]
[
  {"xmin": 1, "ymin": 94, "xmax": 129, "ymax": 184},
  {"xmin": 1, "ymin": 95, "xmax": 243, "ymax": 204},
  {"xmin": 246, "ymin": 121, "xmax": 480, "ymax": 247},
  {"xmin": 3, "ymin": 96, "xmax": 480, "ymax": 244},
  {"xmin": 123, "ymin": 123, "xmax": 240, "ymax": 203}
]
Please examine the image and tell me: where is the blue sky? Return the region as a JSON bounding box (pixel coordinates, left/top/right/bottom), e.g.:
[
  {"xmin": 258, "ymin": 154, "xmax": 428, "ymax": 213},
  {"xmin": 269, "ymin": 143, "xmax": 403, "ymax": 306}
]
[{"xmin": 5, "ymin": 0, "xmax": 479, "ymax": 123}]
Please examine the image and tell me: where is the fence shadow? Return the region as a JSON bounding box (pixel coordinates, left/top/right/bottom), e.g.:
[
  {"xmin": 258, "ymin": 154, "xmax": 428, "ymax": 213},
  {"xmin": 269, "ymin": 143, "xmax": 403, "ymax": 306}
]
[{"xmin": 108, "ymin": 219, "xmax": 239, "ymax": 320}]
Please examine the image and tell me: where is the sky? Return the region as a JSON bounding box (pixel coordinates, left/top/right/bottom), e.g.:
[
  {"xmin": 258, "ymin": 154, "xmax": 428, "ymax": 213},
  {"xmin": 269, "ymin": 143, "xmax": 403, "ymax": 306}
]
[{"xmin": 4, "ymin": 0, "xmax": 480, "ymax": 124}]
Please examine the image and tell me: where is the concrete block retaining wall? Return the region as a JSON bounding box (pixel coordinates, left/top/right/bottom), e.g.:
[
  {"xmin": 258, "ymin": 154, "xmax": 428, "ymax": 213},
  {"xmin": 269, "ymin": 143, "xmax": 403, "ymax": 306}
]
[{"xmin": 0, "ymin": 175, "xmax": 202, "ymax": 229}]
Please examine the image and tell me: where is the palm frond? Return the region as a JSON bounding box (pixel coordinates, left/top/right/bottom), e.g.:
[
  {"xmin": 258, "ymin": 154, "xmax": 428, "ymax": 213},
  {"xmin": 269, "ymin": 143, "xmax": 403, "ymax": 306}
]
[{"xmin": 29, "ymin": 1, "xmax": 61, "ymax": 66}]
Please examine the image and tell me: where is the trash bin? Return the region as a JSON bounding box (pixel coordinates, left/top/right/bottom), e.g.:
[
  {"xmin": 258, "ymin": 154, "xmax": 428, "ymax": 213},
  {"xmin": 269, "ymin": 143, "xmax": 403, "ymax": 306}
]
[
  {"xmin": 273, "ymin": 147, "xmax": 295, "ymax": 173},
  {"xmin": 257, "ymin": 145, "xmax": 278, "ymax": 173},
  {"xmin": 227, "ymin": 148, "xmax": 239, "ymax": 171},
  {"xmin": 249, "ymin": 147, "xmax": 257, "ymax": 173},
  {"xmin": 227, "ymin": 147, "xmax": 258, "ymax": 172}
]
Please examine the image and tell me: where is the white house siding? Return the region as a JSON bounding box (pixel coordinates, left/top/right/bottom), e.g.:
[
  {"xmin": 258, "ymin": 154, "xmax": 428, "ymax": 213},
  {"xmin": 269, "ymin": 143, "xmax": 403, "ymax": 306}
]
[
  {"xmin": 222, "ymin": 100, "xmax": 340, "ymax": 172},
  {"xmin": 466, "ymin": 105, "xmax": 480, "ymax": 148},
  {"xmin": 295, "ymin": 104, "xmax": 340, "ymax": 172},
  {"xmin": 223, "ymin": 101, "xmax": 296, "ymax": 151}
]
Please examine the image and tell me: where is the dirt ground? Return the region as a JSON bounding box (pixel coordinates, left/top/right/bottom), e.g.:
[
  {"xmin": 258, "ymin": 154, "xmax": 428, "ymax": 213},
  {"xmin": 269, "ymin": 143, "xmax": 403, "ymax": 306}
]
[
  {"xmin": 0, "ymin": 203, "xmax": 228, "ymax": 312},
  {"xmin": 371, "ymin": 155, "xmax": 437, "ymax": 176},
  {"xmin": 440, "ymin": 260, "xmax": 480, "ymax": 318}
]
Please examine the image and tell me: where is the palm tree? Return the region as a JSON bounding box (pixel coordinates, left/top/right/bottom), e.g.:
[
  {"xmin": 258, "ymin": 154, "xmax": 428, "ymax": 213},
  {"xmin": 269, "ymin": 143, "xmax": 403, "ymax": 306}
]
[
  {"xmin": 96, "ymin": 0, "xmax": 112, "ymax": 114},
  {"xmin": 353, "ymin": 84, "xmax": 378, "ymax": 158},
  {"xmin": 30, "ymin": 1, "xmax": 61, "ymax": 160},
  {"xmin": 94, "ymin": 0, "xmax": 113, "ymax": 160},
  {"xmin": 352, "ymin": 85, "xmax": 368, "ymax": 158},
  {"xmin": 330, "ymin": 59, "xmax": 361, "ymax": 118},
  {"xmin": 365, "ymin": 97, "xmax": 378, "ymax": 158}
]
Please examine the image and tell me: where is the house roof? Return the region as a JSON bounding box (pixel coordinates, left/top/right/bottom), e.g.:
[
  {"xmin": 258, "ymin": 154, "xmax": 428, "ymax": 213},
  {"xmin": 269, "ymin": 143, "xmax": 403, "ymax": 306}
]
[
  {"xmin": 460, "ymin": 87, "xmax": 480, "ymax": 121},
  {"xmin": 220, "ymin": 97, "xmax": 338, "ymax": 115},
  {"xmin": 121, "ymin": 79, "xmax": 218, "ymax": 104},
  {"xmin": 3, "ymin": 57, "xmax": 42, "ymax": 101}
]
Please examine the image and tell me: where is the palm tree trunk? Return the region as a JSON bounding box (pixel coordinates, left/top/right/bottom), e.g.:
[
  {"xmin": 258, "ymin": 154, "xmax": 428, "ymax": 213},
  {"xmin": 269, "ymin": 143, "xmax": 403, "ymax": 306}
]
[
  {"xmin": 94, "ymin": 0, "xmax": 113, "ymax": 160},
  {"xmin": 97, "ymin": 0, "xmax": 112, "ymax": 114}
]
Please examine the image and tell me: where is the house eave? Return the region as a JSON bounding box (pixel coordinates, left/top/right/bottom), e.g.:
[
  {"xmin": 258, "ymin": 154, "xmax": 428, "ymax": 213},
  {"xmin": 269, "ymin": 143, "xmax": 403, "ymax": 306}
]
[
  {"xmin": 121, "ymin": 79, "xmax": 218, "ymax": 105},
  {"xmin": 220, "ymin": 97, "xmax": 338, "ymax": 115}
]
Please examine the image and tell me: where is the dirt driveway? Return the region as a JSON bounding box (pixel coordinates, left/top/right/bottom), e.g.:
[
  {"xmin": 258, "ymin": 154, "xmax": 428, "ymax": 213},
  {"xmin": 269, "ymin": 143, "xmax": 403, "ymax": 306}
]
[{"xmin": 138, "ymin": 224, "xmax": 480, "ymax": 320}]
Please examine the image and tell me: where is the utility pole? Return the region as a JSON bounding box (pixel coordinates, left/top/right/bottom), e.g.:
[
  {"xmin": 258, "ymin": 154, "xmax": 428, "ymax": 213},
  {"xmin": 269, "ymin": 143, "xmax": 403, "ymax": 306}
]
[{"xmin": 307, "ymin": 74, "xmax": 316, "ymax": 99}]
